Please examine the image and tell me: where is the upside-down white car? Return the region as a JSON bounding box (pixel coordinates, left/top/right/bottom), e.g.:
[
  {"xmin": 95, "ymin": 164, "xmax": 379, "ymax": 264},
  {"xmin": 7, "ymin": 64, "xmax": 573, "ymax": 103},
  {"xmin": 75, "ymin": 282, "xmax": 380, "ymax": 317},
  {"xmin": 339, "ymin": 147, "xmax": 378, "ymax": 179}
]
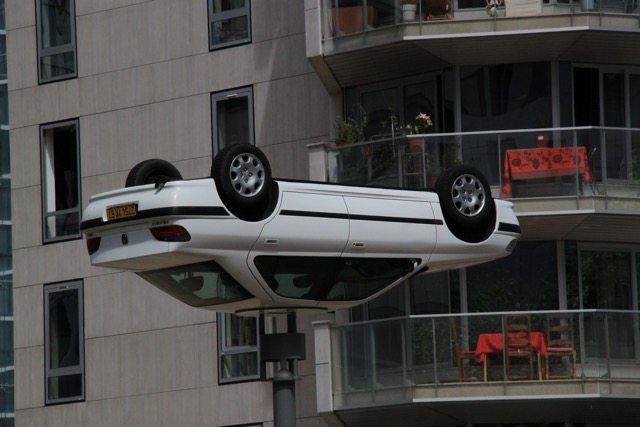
[{"xmin": 81, "ymin": 144, "xmax": 520, "ymax": 315}]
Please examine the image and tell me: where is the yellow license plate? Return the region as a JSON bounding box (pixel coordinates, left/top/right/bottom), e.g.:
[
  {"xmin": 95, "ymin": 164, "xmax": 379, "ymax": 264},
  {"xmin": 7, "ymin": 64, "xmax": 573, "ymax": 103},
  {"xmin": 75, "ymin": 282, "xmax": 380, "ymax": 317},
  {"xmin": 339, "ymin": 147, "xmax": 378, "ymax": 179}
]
[{"xmin": 106, "ymin": 203, "xmax": 138, "ymax": 221}]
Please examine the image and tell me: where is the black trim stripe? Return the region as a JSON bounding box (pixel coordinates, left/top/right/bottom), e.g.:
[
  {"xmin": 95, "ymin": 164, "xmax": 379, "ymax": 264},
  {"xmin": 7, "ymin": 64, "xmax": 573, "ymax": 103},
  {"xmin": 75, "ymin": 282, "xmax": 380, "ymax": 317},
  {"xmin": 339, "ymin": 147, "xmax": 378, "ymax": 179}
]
[
  {"xmin": 280, "ymin": 209, "xmax": 441, "ymax": 225},
  {"xmin": 280, "ymin": 209, "xmax": 348, "ymax": 220},
  {"xmin": 498, "ymin": 222, "xmax": 522, "ymax": 234},
  {"xmin": 80, "ymin": 206, "xmax": 229, "ymax": 232}
]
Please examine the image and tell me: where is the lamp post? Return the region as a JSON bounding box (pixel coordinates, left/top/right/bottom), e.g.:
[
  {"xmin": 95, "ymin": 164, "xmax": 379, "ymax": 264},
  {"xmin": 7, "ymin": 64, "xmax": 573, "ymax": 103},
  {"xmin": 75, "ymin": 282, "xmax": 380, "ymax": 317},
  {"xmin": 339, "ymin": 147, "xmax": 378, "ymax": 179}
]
[{"xmin": 260, "ymin": 313, "xmax": 306, "ymax": 427}]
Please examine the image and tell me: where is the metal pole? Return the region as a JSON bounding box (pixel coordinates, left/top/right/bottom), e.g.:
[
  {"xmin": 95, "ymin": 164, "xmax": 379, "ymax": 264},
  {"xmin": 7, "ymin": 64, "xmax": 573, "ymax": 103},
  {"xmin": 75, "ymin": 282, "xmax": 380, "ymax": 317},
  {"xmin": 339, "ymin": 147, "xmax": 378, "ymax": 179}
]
[
  {"xmin": 272, "ymin": 312, "xmax": 298, "ymax": 427},
  {"xmin": 273, "ymin": 359, "xmax": 296, "ymax": 427}
]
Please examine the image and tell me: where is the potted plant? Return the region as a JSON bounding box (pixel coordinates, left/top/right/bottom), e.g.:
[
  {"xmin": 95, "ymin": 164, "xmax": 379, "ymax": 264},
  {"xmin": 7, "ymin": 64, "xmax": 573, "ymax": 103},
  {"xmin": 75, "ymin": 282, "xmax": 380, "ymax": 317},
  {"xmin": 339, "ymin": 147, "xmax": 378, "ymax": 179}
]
[
  {"xmin": 405, "ymin": 112, "xmax": 433, "ymax": 135},
  {"xmin": 333, "ymin": 105, "xmax": 368, "ymax": 146},
  {"xmin": 330, "ymin": 1, "xmax": 379, "ymax": 36},
  {"xmin": 401, "ymin": 0, "xmax": 419, "ymax": 21},
  {"xmin": 486, "ymin": 0, "xmax": 504, "ymax": 16},
  {"xmin": 426, "ymin": 0, "xmax": 453, "ymax": 20}
]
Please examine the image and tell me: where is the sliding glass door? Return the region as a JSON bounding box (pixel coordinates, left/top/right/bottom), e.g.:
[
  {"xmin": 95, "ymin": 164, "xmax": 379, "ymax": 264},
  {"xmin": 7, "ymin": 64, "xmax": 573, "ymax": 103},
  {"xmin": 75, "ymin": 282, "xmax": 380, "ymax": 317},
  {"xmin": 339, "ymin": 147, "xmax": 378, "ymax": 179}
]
[
  {"xmin": 573, "ymin": 67, "xmax": 640, "ymax": 183},
  {"xmin": 579, "ymin": 245, "xmax": 639, "ymax": 361}
]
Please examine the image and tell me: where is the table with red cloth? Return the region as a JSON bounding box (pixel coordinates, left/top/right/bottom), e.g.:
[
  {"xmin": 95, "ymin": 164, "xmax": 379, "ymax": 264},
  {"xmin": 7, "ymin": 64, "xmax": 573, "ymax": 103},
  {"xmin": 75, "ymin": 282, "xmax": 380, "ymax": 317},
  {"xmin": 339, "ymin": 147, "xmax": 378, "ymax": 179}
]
[
  {"xmin": 501, "ymin": 146, "xmax": 593, "ymax": 198},
  {"xmin": 474, "ymin": 332, "xmax": 547, "ymax": 363}
]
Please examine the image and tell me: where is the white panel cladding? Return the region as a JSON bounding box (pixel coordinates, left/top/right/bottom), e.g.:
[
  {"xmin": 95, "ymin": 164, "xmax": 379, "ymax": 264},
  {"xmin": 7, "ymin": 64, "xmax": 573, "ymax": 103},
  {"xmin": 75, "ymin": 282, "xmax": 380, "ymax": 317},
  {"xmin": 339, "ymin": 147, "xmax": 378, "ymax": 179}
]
[
  {"xmin": 86, "ymin": 323, "xmax": 217, "ymax": 400},
  {"xmin": 18, "ymin": 385, "xmax": 271, "ymax": 427},
  {"xmin": 4, "ymin": 0, "xmax": 35, "ymax": 31},
  {"xmin": 12, "ymin": 285, "xmax": 43, "ymax": 350},
  {"xmin": 83, "ymin": 272, "xmax": 217, "ymax": 339},
  {"xmin": 13, "ymin": 240, "xmax": 88, "ymax": 285},
  {"xmin": 14, "ymin": 346, "xmax": 45, "ymax": 410},
  {"xmin": 10, "ymin": 186, "xmax": 42, "ymax": 250},
  {"xmin": 79, "ymin": 95, "xmax": 212, "ymax": 177},
  {"xmin": 5, "ymin": 26, "xmax": 37, "ymax": 91},
  {"xmin": 76, "ymin": 0, "xmax": 208, "ymax": 77},
  {"xmin": 8, "ymin": 125, "xmax": 39, "ymax": 190},
  {"xmin": 9, "ymin": 79, "xmax": 80, "ymax": 129},
  {"xmin": 252, "ymin": 0, "xmax": 306, "ymax": 42}
]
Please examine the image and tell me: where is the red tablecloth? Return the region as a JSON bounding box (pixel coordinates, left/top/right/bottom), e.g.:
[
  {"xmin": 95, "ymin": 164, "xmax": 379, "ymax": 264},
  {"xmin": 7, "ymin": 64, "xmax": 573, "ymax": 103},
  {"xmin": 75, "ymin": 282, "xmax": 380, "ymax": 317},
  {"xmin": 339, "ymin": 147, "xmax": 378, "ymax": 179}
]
[
  {"xmin": 502, "ymin": 146, "xmax": 592, "ymax": 198},
  {"xmin": 475, "ymin": 332, "xmax": 547, "ymax": 363}
]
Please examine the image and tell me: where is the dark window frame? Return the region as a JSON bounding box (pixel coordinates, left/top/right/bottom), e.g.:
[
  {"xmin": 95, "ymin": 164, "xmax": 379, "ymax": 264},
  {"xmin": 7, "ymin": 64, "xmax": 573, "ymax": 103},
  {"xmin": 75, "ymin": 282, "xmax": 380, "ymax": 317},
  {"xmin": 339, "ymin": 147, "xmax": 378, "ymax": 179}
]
[
  {"xmin": 211, "ymin": 86, "xmax": 255, "ymax": 155},
  {"xmin": 35, "ymin": 0, "xmax": 78, "ymax": 84},
  {"xmin": 217, "ymin": 313, "xmax": 261, "ymax": 384},
  {"xmin": 40, "ymin": 119, "xmax": 82, "ymax": 243},
  {"xmin": 44, "ymin": 280, "xmax": 85, "ymax": 405},
  {"xmin": 208, "ymin": 0, "xmax": 251, "ymax": 50}
]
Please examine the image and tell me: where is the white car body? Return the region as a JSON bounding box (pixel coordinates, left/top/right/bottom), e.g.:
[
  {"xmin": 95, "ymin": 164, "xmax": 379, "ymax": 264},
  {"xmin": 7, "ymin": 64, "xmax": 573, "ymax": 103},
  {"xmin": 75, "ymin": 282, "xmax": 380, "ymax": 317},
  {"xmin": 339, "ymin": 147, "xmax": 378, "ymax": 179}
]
[{"xmin": 81, "ymin": 175, "xmax": 520, "ymax": 315}]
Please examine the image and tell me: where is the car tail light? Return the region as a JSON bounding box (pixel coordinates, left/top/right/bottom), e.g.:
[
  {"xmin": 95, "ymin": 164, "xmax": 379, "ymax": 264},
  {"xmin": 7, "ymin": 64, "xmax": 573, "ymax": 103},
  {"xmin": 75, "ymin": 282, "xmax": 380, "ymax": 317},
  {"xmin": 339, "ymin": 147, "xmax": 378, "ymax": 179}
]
[
  {"xmin": 150, "ymin": 225, "xmax": 191, "ymax": 242},
  {"xmin": 87, "ymin": 237, "xmax": 101, "ymax": 255}
]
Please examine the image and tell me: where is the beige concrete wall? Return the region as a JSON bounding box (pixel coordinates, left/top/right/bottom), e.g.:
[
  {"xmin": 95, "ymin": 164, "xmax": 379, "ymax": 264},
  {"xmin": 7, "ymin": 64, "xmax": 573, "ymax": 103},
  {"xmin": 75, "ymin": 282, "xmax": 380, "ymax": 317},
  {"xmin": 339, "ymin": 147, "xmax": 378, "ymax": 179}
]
[{"xmin": 8, "ymin": 0, "xmax": 332, "ymax": 425}]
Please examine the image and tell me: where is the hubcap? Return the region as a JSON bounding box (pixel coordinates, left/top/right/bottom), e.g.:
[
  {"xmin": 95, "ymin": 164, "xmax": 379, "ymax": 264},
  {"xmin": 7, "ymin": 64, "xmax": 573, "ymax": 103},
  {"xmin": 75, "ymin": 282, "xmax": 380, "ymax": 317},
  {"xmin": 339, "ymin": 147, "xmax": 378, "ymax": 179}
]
[
  {"xmin": 229, "ymin": 153, "xmax": 265, "ymax": 198},
  {"xmin": 451, "ymin": 174, "xmax": 485, "ymax": 217}
]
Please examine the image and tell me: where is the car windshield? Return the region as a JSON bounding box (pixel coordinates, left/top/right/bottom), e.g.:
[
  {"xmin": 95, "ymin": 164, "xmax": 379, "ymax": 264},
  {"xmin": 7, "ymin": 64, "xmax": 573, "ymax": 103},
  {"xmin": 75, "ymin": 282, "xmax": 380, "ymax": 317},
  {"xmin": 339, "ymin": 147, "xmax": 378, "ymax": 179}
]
[
  {"xmin": 138, "ymin": 261, "xmax": 253, "ymax": 307},
  {"xmin": 254, "ymin": 256, "xmax": 416, "ymax": 301}
]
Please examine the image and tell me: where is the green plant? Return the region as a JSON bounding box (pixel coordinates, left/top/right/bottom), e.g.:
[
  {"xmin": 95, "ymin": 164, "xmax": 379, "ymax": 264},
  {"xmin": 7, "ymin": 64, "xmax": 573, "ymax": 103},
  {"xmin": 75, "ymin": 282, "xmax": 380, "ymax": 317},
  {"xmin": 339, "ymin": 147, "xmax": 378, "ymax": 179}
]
[
  {"xmin": 379, "ymin": 109, "xmax": 433, "ymax": 136},
  {"xmin": 378, "ymin": 108, "xmax": 401, "ymax": 136},
  {"xmin": 333, "ymin": 104, "xmax": 368, "ymax": 146}
]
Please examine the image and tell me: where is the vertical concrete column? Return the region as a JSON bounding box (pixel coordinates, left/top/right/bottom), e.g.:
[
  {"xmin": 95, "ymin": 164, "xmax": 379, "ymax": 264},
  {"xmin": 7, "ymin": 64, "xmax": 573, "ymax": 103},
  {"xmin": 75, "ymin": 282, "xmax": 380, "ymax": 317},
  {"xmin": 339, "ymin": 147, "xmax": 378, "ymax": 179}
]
[
  {"xmin": 313, "ymin": 320, "xmax": 334, "ymax": 415},
  {"xmin": 307, "ymin": 141, "xmax": 330, "ymax": 182}
]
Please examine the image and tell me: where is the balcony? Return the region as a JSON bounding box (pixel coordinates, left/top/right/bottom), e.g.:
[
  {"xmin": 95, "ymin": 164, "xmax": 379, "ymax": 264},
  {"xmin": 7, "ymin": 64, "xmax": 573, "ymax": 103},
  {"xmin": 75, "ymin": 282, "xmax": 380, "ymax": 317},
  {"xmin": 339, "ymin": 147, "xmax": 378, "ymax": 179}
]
[
  {"xmin": 313, "ymin": 310, "xmax": 640, "ymax": 425},
  {"xmin": 314, "ymin": 126, "xmax": 640, "ymax": 242},
  {"xmin": 311, "ymin": 0, "xmax": 640, "ymax": 87}
]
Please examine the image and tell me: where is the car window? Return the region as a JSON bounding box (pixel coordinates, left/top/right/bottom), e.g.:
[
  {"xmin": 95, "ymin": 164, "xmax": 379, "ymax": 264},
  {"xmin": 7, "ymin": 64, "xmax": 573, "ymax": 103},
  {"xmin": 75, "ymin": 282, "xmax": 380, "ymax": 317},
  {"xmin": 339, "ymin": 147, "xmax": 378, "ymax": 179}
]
[
  {"xmin": 254, "ymin": 256, "xmax": 416, "ymax": 301},
  {"xmin": 138, "ymin": 261, "xmax": 253, "ymax": 307}
]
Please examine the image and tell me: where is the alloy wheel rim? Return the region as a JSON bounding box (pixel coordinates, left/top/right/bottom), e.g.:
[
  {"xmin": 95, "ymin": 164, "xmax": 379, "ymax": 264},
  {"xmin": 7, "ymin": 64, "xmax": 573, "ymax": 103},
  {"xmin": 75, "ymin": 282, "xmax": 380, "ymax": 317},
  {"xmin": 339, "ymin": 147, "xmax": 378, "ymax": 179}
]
[
  {"xmin": 451, "ymin": 174, "xmax": 485, "ymax": 217},
  {"xmin": 229, "ymin": 153, "xmax": 265, "ymax": 197}
]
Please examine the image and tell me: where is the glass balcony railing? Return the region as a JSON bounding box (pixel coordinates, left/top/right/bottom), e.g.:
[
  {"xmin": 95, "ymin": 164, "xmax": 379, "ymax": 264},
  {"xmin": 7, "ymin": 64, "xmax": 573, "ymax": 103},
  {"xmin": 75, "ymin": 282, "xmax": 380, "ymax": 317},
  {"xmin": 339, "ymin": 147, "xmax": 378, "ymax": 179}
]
[
  {"xmin": 327, "ymin": 126, "xmax": 640, "ymax": 206},
  {"xmin": 322, "ymin": 0, "xmax": 640, "ymax": 41},
  {"xmin": 324, "ymin": 310, "xmax": 640, "ymax": 410}
]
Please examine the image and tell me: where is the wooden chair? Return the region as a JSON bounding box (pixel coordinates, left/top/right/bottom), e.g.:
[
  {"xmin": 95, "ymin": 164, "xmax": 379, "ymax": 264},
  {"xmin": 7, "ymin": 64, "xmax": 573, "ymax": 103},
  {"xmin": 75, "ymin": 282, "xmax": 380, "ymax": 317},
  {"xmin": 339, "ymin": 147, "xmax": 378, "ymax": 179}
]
[
  {"xmin": 504, "ymin": 314, "xmax": 534, "ymax": 380},
  {"xmin": 451, "ymin": 318, "xmax": 486, "ymax": 382},
  {"xmin": 545, "ymin": 313, "xmax": 577, "ymax": 379}
]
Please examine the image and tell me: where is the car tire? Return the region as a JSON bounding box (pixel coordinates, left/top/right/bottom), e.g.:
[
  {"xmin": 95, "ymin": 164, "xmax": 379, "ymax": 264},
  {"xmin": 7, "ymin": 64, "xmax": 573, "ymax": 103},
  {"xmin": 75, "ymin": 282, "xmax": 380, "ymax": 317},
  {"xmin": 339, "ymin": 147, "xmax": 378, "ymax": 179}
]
[
  {"xmin": 211, "ymin": 144, "xmax": 272, "ymax": 220},
  {"xmin": 435, "ymin": 165, "xmax": 495, "ymax": 243},
  {"xmin": 125, "ymin": 159, "xmax": 183, "ymax": 187}
]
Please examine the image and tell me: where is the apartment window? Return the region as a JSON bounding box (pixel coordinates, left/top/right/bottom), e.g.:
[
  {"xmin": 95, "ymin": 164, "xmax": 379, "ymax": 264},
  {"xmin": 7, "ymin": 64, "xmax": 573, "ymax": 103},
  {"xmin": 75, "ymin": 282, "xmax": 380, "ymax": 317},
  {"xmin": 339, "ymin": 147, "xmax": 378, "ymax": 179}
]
[
  {"xmin": 211, "ymin": 87, "xmax": 254, "ymax": 154},
  {"xmin": 36, "ymin": 0, "xmax": 77, "ymax": 83},
  {"xmin": 466, "ymin": 241, "xmax": 559, "ymax": 312},
  {"xmin": 217, "ymin": 313, "xmax": 260, "ymax": 383},
  {"xmin": 208, "ymin": 0, "xmax": 251, "ymax": 49},
  {"xmin": 44, "ymin": 281, "xmax": 84, "ymax": 404},
  {"xmin": 41, "ymin": 120, "xmax": 81, "ymax": 243}
]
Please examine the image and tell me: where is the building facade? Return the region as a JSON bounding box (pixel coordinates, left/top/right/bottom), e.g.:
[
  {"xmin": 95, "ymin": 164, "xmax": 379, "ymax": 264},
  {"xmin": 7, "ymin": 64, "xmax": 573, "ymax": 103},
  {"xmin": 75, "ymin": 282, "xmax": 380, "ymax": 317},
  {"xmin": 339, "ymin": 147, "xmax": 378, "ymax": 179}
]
[
  {"xmin": 9, "ymin": 1, "xmax": 329, "ymax": 426},
  {"xmin": 7, "ymin": 1, "xmax": 640, "ymax": 427}
]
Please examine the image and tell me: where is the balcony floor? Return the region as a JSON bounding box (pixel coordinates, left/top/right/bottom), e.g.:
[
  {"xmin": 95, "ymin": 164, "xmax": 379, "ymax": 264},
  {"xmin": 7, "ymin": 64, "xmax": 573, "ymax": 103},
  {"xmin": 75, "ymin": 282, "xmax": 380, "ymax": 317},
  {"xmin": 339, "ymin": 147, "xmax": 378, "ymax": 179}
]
[
  {"xmin": 322, "ymin": 14, "xmax": 640, "ymax": 87},
  {"xmin": 512, "ymin": 193, "xmax": 640, "ymax": 243},
  {"xmin": 333, "ymin": 378, "xmax": 640, "ymax": 426}
]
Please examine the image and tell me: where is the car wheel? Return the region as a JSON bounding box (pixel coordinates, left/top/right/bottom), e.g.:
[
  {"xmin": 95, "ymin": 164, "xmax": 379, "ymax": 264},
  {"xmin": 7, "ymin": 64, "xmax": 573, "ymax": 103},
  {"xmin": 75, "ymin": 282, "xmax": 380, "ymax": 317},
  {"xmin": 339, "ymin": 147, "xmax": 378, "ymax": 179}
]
[
  {"xmin": 435, "ymin": 165, "xmax": 495, "ymax": 243},
  {"xmin": 125, "ymin": 159, "xmax": 183, "ymax": 187},
  {"xmin": 211, "ymin": 144, "xmax": 272, "ymax": 220}
]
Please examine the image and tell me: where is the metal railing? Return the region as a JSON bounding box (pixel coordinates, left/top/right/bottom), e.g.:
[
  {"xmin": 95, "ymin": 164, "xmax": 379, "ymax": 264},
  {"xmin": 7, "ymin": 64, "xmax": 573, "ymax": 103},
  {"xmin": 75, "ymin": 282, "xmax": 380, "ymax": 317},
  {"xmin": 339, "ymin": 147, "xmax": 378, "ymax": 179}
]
[
  {"xmin": 326, "ymin": 310, "xmax": 640, "ymax": 409},
  {"xmin": 327, "ymin": 126, "xmax": 640, "ymax": 205}
]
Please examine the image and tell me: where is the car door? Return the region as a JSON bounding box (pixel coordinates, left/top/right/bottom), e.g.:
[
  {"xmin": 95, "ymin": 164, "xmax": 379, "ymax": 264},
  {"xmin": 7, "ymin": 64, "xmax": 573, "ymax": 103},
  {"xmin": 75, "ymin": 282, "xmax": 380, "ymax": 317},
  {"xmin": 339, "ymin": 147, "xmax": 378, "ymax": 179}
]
[
  {"xmin": 250, "ymin": 191, "xmax": 350, "ymax": 257},
  {"xmin": 342, "ymin": 195, "xmax": 437, "ymax": 260}
]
